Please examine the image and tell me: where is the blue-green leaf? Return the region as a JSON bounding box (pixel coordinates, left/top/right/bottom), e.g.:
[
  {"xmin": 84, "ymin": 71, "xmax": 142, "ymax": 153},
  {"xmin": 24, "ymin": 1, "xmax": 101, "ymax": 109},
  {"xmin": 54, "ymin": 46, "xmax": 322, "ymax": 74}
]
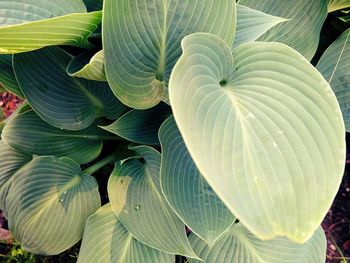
[
  {"xmin": 159, "ymin": 116, "xmax": 235, "ymax": 246},
  {"xmin": 77, "ymin": 204, "xmax": 175, "ymax": 263}
]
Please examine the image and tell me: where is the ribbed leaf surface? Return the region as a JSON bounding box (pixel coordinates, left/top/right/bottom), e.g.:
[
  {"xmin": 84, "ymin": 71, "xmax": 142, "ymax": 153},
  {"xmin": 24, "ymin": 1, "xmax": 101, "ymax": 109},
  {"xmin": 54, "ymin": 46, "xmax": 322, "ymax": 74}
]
[
  {"xmin": 103, "ymin": 0, "xmax": 236, "ymax": 109},
  {"xmin": 188, "ymin": 224, "xmax": 326, "ymax": 263},
  {"xmin": 78, "ymin": 204, "xmax": 175, "ymax": 263},
  {"xmin": 5, "ymin": 156, "xmax": 101, "ymax": 255},
  {"xmin": 159, "ymin": 116, "xmax": 235, "ymax": 246},
  {"xmin": 169, "ymin": 33, "xmax": 345, "ymax": 243},
  {"xmin": 13, "ymin": 46, "xmax": 127, "ymax": 130},
  {"xmin": 328, "ymin": 0, "xmax": 350, "ymax": 12},
  {"xmin": 1, "ymin": 110, "xmax": 111, "ymax": 164},
  {"xmin": 317, "ymin": 29, "xmax": 350, "ymax": 131},
  {"xmin": 68, "ymin": 50, "xmax": 106, "ymax": 82},
  {"xmin": 108, "ymin": 145, "xmax": 197, "ymax": 258},
  {"xmin": 0, "ymin": 55, "xmax": 23, "ymax": 97},
  {"xmin": 238, "ymin": 0, "xmax": 328, "ymax": 60},
  {"xmin": 102, "ymin": 103, "xmax": 171, "ymax": 145},
  {"xmin": 234, "ymin": 4, "xmax": 287, "ymax": 48},
  {"xmin": 0, "ymin": 140, "xmax": 31, "ymax": 213},
  {"xmin": 0, "ymin": 0, "xmax": 101, "ymax": 54}
]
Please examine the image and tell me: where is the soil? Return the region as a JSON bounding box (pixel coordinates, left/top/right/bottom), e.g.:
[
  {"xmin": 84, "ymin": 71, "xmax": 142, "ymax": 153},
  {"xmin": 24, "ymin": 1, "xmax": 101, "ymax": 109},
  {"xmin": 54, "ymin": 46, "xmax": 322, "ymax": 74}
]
[{"xmin": 1, "ymin": 92, "xmax": 350, "ymax": 262}]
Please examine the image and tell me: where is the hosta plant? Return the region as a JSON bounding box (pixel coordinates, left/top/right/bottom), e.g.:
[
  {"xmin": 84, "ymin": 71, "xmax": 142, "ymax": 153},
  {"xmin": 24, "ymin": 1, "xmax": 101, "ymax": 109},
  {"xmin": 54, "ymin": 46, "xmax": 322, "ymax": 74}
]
[{"xmin": 0, "ymin": 0, "xmax": 349, "ymax": 262}]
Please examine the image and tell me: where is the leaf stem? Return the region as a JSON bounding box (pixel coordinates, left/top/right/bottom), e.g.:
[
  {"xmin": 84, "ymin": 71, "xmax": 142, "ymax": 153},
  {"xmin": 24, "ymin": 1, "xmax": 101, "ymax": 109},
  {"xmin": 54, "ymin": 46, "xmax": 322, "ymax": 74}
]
[{"xmin": 82, "ymin": 151, "xmax": 119, "ymax": 175}]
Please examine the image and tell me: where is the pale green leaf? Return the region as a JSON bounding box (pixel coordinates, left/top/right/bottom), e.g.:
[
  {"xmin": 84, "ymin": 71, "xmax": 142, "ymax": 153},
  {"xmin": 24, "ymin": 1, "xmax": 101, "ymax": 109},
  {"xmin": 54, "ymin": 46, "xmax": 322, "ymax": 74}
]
[
  {"xmin": 233, "ymin": 4, "xmax": 288, "ymax": 48},
  {"xmin": 0, "ymin": 55, "xmax": 23, "ymax": 97},
  {"xmin": 108, "ymin": 145, "xmax": 198, "ymax": 258},
  {"xmin": 103, "ymin": 0, "xmax": 236, "ymax": 109},
  {"xmin": 78, "ymin": 204, "xmax": 175, "ymax": 263},
  {"xmin": 0, "ymin": 0, "xmax": 101, "ymax": 54},
  {"xmin": 238, "ymin": 0, "xmax": 328, "ymax": 60},
  {"xmin": 67, "ymin": 50, "xmax": 106, "ymax": 82},
  {"xmin": 188, "ymin": 224, "xmax": 326, "ymax": 263},
  {"xmin": 0, "ymin": 140, "xmax": 31, "ymax": 214},
  {"xmin": 13, "ymin": 46, "xmax": 127, "ymax": 130},
  {"xmin": 317, "ymin": 29, "xmax": 350, "ymax": 131},
  {"xmin": 328, "ymin": 0, "xmax": 350, "ymax": 12},
  {"xmin": 102, "ymin": 103, "xmax": 171, "ymax": 145},
  {"xmin": 169, "ymin": 33, "xmax": 345, "ymax": 243},
  {"xmin": 1, "ymin": 110, "xmax": 115, "ymax": 164},
  {"xmin": 5, "ymin": 156, "xmax": 101, "ymax": 255},
  {"xmin": 159, "ymin": 116, "xmax": 235, "ymax": 246}
]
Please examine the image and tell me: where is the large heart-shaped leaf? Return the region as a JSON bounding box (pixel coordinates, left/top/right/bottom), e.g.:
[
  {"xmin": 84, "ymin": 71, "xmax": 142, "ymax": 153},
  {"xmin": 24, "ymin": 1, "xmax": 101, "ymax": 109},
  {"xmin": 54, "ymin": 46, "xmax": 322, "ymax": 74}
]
[
  {"xmin": 1, "ymin": 110, "xmax": 114, "ymax": 164},
  {"xmin": 77, "ymin": 204, "xmax": 175, "ymax": 263},
  {"xmin": 108, "ymin": 145, "xmax": 198, "ymax": 258},
  {"xmin": 317, "ymin": 29, "xmax": 350, "ymax": 131},
  {"xmin": 5, "ymin": 156, "xmax": 101, "ymax": 255},
  {"xmin": 238, "ymin": 0, "xmax": 328, "ymax": 60},
  {"xmin": 0, "ymin": 140, "xmax": 31, "ymax": 213},
  {"xmin": 188, "ymin": 224, "xmax": 326, "ymax": 263},
  {"xmin": 169, "ymin": 33, "xmax": 345, "ymax": 243},
  {"xmin": 103, "ymin": 0, "xmax": 236, "ymax": 109},
  {"xmin": 328, "ymin": 0, "xmax": 350, "ymax": 12},
  {"xmin": 102, "ymin": 103, "xmax": 171, "ymax": 145},
  {"xmin": 67, "ymin": 50, "xmax": 106, "ymax": 82},
  {"xmin": 159, "ymin": 116, "xmax": 235, "ymax": 246},
  {"xmin": 0, "ymin": 0, "xmax": 101, "ymax": 54},
  {"xmin": 233, "ymin": 4, "xmax": 288, "ymax": 48},
  {"xmin": 13, "ymin": 46, "xmax": 127, "ymax": 130},
  {"xmin": 0, "ymin": 55, "xmax": 23, "ymax": 97}
]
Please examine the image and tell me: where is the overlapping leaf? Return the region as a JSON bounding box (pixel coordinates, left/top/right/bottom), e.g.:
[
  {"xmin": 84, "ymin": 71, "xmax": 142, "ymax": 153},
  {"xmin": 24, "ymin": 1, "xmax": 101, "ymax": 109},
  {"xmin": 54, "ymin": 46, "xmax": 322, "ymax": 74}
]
[
  {"xmin": 102, "ymin": 103, "xmax": 171, "ymax": 145},
  {"xmin": 328, "ymin": 0, "xmax": 350, "ymax": 12},
  {"xmin": 317, "ymin": 29, "xmax": 350, "ymax": 131},
  {"xmin": 103, "ymin": 0, "xmax": 237, "ymax": 109},
  {"xmin": 159, "ymin": 116, "xmax": 235, "ymax": 246},
  {"xmin": 5, "ymin": 156, "xmax": 101, "ymax": 255},
  {"xmin": 108, "ymin": 145, "xmax": 198, "ymax": 258},
  {"xmin": 238, "ymin": 0, "xmax": 328, "ymax": 60},
  {"xmin": 188, "ymin": 224, "xmax": 326, "ymax": 263},
  {"xmin": 0, "ymin": 55, "xmax": 23, "ymax": 97},
  {"xmin": 78, "ymin": 204, "xmax": 175, "ymax": 263},
  {"xmin": 67, "ymin": 50, "xmax": 106, "ymax": 82},
  {"xmin": 0, "ymin": 140, "xmax": 31, "ymax": 214},
  {"xmin": 0, "ymin": 0, "xmax": 101, "ymax": 54},
  {"xmin": 233, "ymin": 4, "xmax": 287, "ymax": 48},
  {"xmin": 13, "ymin": 46, "xmax": 127, "ymax": 130},
  {"xmin": 169, "ymin": 33, "xmax": 345, "ymax": 243},
  {"xmin": 1, "ymin": 110, "xmax": 114, "ymax": 164}
]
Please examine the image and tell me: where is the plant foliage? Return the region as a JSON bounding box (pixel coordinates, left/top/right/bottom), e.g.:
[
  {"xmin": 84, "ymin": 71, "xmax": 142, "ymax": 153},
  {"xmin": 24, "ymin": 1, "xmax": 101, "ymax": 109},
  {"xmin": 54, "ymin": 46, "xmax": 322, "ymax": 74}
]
[{"xmin": 0, "ymin": 0, "xmax": 349, "ymax": 262}]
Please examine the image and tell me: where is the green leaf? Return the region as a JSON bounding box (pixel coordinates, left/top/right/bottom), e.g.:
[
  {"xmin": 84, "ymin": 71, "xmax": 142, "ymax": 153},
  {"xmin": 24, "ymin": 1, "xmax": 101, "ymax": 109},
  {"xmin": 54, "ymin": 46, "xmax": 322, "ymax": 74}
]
[
  {"xmin": 103, "ymin": 0, "xmax": 237, "ymax": 109},
  {"xmin": 169, "ymin": 33, "xmax": 345, "ymax": 243},
  {"xmin": 234, "ymin": 4, "xmax": 288, "ymax": 48},
  {"xmin": 0, "ymin": 0, "xmax": 102, "ymax": 54},
  {"xmin": 102, "ymin": 103, "xmax": 171, "ymax": 145},
  {"xmin": 188, "ymin": 224, "xmax": 326, "ymax": 263},
  {"xmin": 328, "ymin": 0, "xmax": 350, "ymax": 12},
  {"xmin": 238, "ymin": 0, "xmax": 328, "ymax": 60},
  {"xmin": 0, "ymin": 140, "xmax": 31, "ymax": 214},
  {"xmin": 83, "ymin": 0, "xmax": 103, "ymax": 11},
  {"xmin": 5, "ymin": 156, "xmax": 101, "ymax": 255},
  {"xmin": 77, "ymin": 204, "xmax": 175, "ymax": 263},
  {"xmin": 1, "ymin": 110, "xmax": 114, "ymax": 164},
  {"xmin": 108, "ymin": 145, "xmax": 198, "ymax": 258},
  {"xmin": 13, "ymin": 46, "xmax": 127, "ymax": 130},
  {"xmin": 0, "ymin": 55, "xmax": 23, "ymax": 97},
  {"xmin": 67, "ymin": 50, "xmax": 106, "ymax": 82},
  {"xmin": 159, "ymin": 116, "xmax": 235, "ymax": 246},
  {"xmin": 317, "ymin": 29, "xmax": 350, "ymax": 132}
]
